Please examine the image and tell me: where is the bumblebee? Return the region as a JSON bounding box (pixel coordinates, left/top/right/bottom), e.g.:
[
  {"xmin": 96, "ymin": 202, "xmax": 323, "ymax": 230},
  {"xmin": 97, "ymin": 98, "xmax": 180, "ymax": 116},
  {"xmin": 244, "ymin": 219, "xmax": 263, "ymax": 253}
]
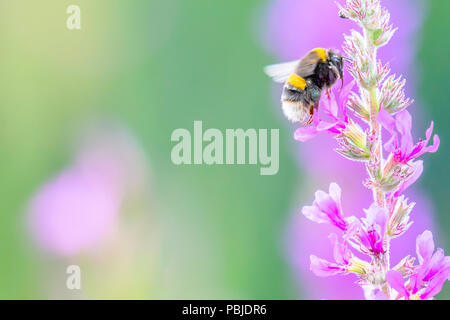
[{"xmin": 265, "ymin": 48, "xmax": 344, "ymax": 125}]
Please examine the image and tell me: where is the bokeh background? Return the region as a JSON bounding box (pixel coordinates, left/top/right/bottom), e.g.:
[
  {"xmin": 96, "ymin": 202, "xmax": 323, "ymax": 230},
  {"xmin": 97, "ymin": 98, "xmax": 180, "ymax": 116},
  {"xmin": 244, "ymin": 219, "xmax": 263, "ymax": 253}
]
[{"xmin": 0, "ymin": 0, "xmax": 449, "ymax": 299}]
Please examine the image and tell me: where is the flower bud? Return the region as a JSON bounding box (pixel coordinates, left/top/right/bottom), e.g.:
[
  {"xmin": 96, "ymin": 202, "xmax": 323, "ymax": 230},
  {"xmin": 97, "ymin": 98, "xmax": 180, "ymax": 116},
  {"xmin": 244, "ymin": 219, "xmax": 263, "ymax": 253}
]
[
  {"xmin": 348, "ymin": 92, "xmax": 370, "ymax": 121},
  {"xmin": 380, "ymin": 75, "xmax": 413, "ymax": 114},
  {"xmin": 387, "ymin": 196, "xmax": 415, "ymax": 238},
  {"xmin": 375, "ymin": 154, "xmax": 416, "ymax": 192},
  {"xmin": 392, "ymin": 255, "xmax": 416, "ymax": 277},
  {"xmin": 335, "ymin": 120, "xmax": 370, "ymax": 161}
]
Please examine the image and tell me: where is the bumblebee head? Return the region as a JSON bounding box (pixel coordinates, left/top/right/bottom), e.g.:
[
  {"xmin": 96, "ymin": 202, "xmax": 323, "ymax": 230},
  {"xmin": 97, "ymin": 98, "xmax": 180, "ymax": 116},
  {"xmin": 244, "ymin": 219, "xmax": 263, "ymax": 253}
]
[{"xmin": 328, "ymin": 51, "xmax": 344, "ymax": 86}]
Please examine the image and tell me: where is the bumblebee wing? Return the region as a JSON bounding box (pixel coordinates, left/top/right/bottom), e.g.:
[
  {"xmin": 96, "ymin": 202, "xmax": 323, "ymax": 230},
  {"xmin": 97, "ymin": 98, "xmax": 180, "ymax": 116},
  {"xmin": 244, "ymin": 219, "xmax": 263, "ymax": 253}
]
[
  {"xmin": 296, "ymin": 50, "xmax": 321, "ymax": 77},
  {"xmin": 264, "ymin": 60, "xmax": 299, "ymax": 83}
]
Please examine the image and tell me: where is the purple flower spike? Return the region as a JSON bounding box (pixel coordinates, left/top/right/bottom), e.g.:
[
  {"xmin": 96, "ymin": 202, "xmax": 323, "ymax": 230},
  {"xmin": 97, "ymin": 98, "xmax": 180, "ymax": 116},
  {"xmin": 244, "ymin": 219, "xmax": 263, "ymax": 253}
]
[
  {"xmin": 302, "ymin": 183, "xmax": 348, "ymax": 231},
  {"xmin": 265, "ymin": 0, "xmax": 445, "ymax": 299}
]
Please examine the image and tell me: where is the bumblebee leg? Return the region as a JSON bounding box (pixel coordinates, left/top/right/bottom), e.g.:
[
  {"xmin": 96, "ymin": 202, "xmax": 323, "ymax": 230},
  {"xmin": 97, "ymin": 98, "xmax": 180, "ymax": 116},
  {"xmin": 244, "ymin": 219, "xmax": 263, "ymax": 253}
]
[{"xmin": 302, "ymin": 107, "xmax": 315, "ymax": 126}]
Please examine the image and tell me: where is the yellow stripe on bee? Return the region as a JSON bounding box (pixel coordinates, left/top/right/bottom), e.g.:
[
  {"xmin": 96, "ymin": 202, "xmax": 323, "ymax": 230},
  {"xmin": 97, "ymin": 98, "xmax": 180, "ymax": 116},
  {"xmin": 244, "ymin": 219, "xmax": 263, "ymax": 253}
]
[
  {"xmin": 312, "ymin": 48, "xmax": 327, "ymax": 62},
  {"xmin": 287, "ymin": 73, "xmax": 306, "ymax": 90}
]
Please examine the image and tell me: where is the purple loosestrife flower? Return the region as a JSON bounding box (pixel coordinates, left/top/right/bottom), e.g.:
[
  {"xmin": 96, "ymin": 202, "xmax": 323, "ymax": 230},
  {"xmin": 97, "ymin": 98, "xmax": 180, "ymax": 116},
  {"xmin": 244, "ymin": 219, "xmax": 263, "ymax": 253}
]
[
  {"xmin": 263, "ymin": 0, "xmax": 446, "ymax": 299},
  {"xmin": 386, "ymin": 195, "xmax": 414, "ymax": 238},
  {"xmin": 382, "ymin": 109, "xmax": 440, "ymax": 164},
  {"xmin": 302, "ymin": 183, "xmax": 348, "ymax": 231},
  {"xmin": 415, "ymin": 231, "xmax": 450, "ymax": 286},
  {"xmin": 351, "ymin": 204, "xmax": 388, "ymax": 256},
  {"xmin": 294, "ymin": 82, "xmax": 371, "ymax": 162},
  {"xmin": 287, "ymin": 194, "xmax": 435, "ymax": 299},
  {"xmin": 386, "ymin": 231, "xmax": 450, "ymax": 300},
  {"xmin": 310, "ymin": 234, "xmax": 369, "ymax": 277},
  {"xmin": 375, "ymin": 109, "xmax": 438, "ymax": 196},
  {"xmin": 294, "ymin": 81, "xmax": 352, "ymax": 141}
]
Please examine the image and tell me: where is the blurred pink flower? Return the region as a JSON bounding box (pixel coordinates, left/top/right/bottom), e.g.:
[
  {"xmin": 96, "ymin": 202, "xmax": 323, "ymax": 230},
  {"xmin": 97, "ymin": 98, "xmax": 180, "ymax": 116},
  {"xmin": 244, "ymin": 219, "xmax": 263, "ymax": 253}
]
[
  {"xmin": 28, "ymin": 166, "xmax": 121, "ymax": 256},
  {"xmin": 28, "ymin": 121, "xmax": 148, "ymax": 256}
]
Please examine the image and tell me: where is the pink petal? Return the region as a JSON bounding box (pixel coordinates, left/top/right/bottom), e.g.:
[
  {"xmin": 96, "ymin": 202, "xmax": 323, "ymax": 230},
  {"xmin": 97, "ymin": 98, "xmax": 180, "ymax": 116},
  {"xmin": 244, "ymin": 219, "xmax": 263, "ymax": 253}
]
[
  {"xmin": 328, "ymin": 182, "xmax": 342, "ymax": 205},
  {"xmin": 423, "ymin": 134, "xmax": 440, "ymax": 154},
  {"xmin": 420, "ymin": 274, "xmax": 447, "ymax": 300},
  {"xmin": 330, "ymin": 233, "xmax": 350, "ymax": 265},
  {"xmin": 312, "ymin": 188, "xmax": 347, "ymax": 230},
  {"xmin": 425, "ymin": 121, "xmax": 434, "ymax": 142},
  {"xmin": 302, "ymin": 205, "xmax": 329, "ymax": 224},
  {"xmin": 294, "ymin": 127, "xmax": 319, "ymax": 142},
  {"xmin": 339, "ymin": 81, "xmax": 355, "ymax": 122},
  {"xmin": 365, "ymin": 203, "xmax": 387, "ymax": 226},
  {"xmin": 423, "ymin": 248, "xmax": 446, "ymax": 281},
  {"xmin": 378, "ymin": 107, "xmax": 396, "ymax": 134},
  {"xmin": 372, "ymin": 290, "xmax": 389, "ymax": 300},
  {"xmin": 329, "ymin": 93, "xmax": 339, "ymax": 119},
  {"xmin": 322, "ymin": 94, "xmax": 339, "ymax": 120},
  {"xmin": 384, "ymin": 132, "xmax": 398, "ymax": 153},
  {"xmin": 396, "ymin": 110, "xmax": 414, "ymax": 153},
  {"xmin": 316, "ymin": 120, "xmax": 340, "ymax": 131},
  {"xmin": 312, "ymin": 109, "xmax": 321, "ymax": 125},
  {"xmin": 343, "ymin": 216, "xmax": 360, "ymax": 240},
  {"xmin": 395, "ymin": 110, "xmax": 412, "ymax": 136},
  {"xmin": 410, "ymin": 271, "xmax": 423, "ymax": 294},
  {"xmin": 310, "ymin": 255, "xmax": 343, "ymax": 277},
  {"xmin": 374, "ymin": 208, "xmax": 388, "ymax": 236},
  {"xmin": 315, "ymin": 192, "xmax": 340, "ymax": 217},
  {"xmin": 339, "ymin": 80, "xmax": 356, "ymax": 106},
  {"xmin": 386, "ymin": 270, "xmax": 409, "ymax": 298}
]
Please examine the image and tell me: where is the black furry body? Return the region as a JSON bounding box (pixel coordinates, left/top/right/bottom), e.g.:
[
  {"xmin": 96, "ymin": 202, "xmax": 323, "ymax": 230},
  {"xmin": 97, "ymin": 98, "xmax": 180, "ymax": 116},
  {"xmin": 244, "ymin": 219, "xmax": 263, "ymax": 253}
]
[
  {"xmin": 307, "ymin": 61, "xmax": 339, "ymax": 89},
  {"xmin": 282, "ymin": 82, "xmax": 321, "ymax": 106}
]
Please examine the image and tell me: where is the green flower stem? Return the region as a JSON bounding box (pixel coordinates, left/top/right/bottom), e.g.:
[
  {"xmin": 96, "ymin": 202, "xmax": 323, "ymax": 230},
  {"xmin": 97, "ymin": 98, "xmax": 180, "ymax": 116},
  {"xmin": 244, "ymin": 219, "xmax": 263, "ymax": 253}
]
[{"xmin": 364, "ymin": 26, "xmax": 391, "ymax": 296}]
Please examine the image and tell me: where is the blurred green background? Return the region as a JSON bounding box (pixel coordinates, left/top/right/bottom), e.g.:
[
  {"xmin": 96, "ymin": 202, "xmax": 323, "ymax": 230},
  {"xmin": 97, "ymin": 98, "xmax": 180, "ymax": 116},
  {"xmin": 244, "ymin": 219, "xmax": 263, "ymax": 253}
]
[
  {"xmin": 418, "ymin": 0, "xmax": 450, "ymax": 299},
  {"xmin": 0, "ymin": 0, "xmax": 448, "ymax": 299}
]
